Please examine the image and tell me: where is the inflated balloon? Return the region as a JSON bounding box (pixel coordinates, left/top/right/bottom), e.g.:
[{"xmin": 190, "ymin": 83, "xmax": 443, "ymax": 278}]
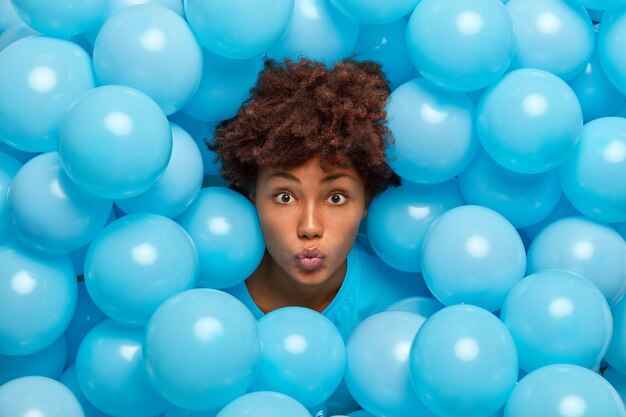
[
  {"xmin": 410, "ymin": 304, "xmax": 518, "ymax": 417},
  {"xmin": 0, "ymin": 152, "xmax": 21, "ymax": 244},
  {"xmin": 216, "ymin": 391, "xmax": 312, "ymax": 417},
  {"xmin": 366, "ymin": 180, "xmax": 464, "ymax": 272},
  {"xmin": 0, "ymin": 242, "xmax": 76, "ymax": 355},
  {"xmin": 144, "ymin": 289, "xmax": 260, "ymax": 410},
  {"xmin": 406, "ymin": 0, "xmax": 515, "ymax": 91},
  {"xmin": 75, "ymin": 319, "xmax": 170, "ymax": 417},
  {"xmin": 506, "ymin": 0, "xmax": 595, "ymax": 81},
  {"xmin": 168, "ymin": 112, "xmax": 220, "ymax": 177},
  {"xmin": 386, "ymin": 78, "xmax": 478, "ymax": 184},
  {"xmin": 604, "ymin": 296, "xmax": 626, "ymax": 373},
  {"xmin": 114, "ymin": 123, "xmax": 204, "ymax": 218},
  {"xmin": 176, "ymin": 187, "xmax": 265, "ymax": 289},
  {"xmin": 330, "ymin": 0, "xmax": 419, "ymax": 24},
  {"xmin": 0, "ymin": 22, "xmax": 38, "ymax": 52},
  {"xmin": 57, "ymin": 85, "xmax": 172, "ymax": 200},
  {"xmin": 421, "ymin": 205, "xmax": 526, "ymax": 312},
  {"xmin": 523, "ymin": 194, "xmax": 581, "ymax": 241},
  {"xmin": 504, "ymin": 364, "xmax": 626, "ymax": 417},
  {"xmin": 0, "ymin": 376, "xmax": 85, "ymax": 417},
  {"xmin": 0, "ymin": 335, "xmax": 66, "ymax": 385},
  {"xmin": 559, "ymin": 117, "xmax": 626, "ymax": 223},
  {"xmin": 184, "ymin": 0, "xmax": 294, "ymax": 59},
  {"xmin": 598, "ymin": 8, "xmax": 626, "ymax": 96},
  {"xmin": 11, "ymin": 0, "xmax": 107, "ymax": 37},
  {"xmin": 92, "ymin": 4, "xmax": 202, "ymax": 115},
  {"xmin": 386, "ymin": 296, "xmax": 444, "ymax": 319},
  {"xmin": 252, "ymin": 307, "xmax": 346, "ymax": 408},
  {"xmin": 0, "ymin": 36, "xmax": 95, "ymax": 152},
  {"xmin": 477, "ymin": 68, "xmax": 583, "ymax": 174},
  {"xmin": 59, "ymin": 365, "xmax": 111, "ymax": 417}
]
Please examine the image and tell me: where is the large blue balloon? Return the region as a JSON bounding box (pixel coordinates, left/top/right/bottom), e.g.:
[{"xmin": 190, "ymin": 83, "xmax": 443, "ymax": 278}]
[
  {"xmin": 0, "ymin": 376, "xmax": 85, "ymax": 417},
  {"xmin": 143, "ymin": 289, "xmax": 261, "ymax": 411},
  {"xmin": 176, "ymin": 187, "xmax": 265, "ymax": 289},
  {"xmin": 477, "ymin": 68, "xmax": 583, "ymax": 174},
  {"xmin": 410, "ymin": 304, "xmax": 518, "ymax": 417},
  {"xmin": 559, "ymin": 117, "xmax": 626, "ymax": 223},
  {"xmin": 504, "ymin": 364, "xmax": 626, "ymax": 417},
  {"xmin": 406, "ymin": 0, "xmax": 515, "ymax": 91},
  {"xmin": 59, "ymin": 365, "xmax": 111, "ymax": 417},
  {"xmin": 330, "ymin": 0, "xmax": 419, "ymax": 24},
  {"xmin": 0, "ymin": 335, "xmax": 66, "ymax": 385},
  {"xmin": 386, "ymin": 78, "xmax": 478, "ymax": 184},
  {"xmin": 93, "ymin": 4, "xmax": 202, "ymax": 115},
  {"xmin": 184, "ymin": 0, "xmax": 294, "ymax": 59},
  {"xmin": 598, "ymin": 8, "xmax": 626, "ymax": 96},
  {"xmin": 0, "ymin": 36, "xmax": 95, "ymax": 152},
  {"xmin": 11, "ymin": 0, "xmax": 107, "ymax": 37},
  {"xmin": 58, "ymin": 85, "xmax": 172, "ymax": 200},
  {"xmin": 604, "ymin": 296, "xmax": 626, "ymax": 374},
  {"xmin": 216, "ymin": 391, "xmax": 311, "ymax": 417},
  {"xmin": 0, "ymin": 151, "xmax": 21, "ymax": 244}
]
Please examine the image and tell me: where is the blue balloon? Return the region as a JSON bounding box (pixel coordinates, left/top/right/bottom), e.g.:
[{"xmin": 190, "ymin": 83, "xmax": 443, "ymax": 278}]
[
  {"xmin": 176, "ymin": 187, "xmax": 265, "ymax": 289},
  {"xmin": 0, "ymin": 22, "xmax": 38, "ymax": 52},
  {"xmin": 11, "ymin": 0, "xmax": 107, "ymax": 37},
  {"xmin": 266, "ymin": 0, "xmax": 359, "ymax": 65},
  {"xmin": 168, "ymin": 112, "xmax": 220, "ymax": 177},
  {"xmin": 458, "ymin": 149, "xmax": 562, "ymax": 228},
  {"xmin": 0, "ymin": 242, "xmax": 76, "ymax": 355},
  {"xmin": 216, "ymin": 391, "xmax": 311, "ymax": 417},
  {"xmin": 330, "ymin": 0, "xmax": 419, "ymax": 24},
  {"xmin": 184, "ymin": 0, "xmax": 294, "ymax": 59},
  {"xmin": 8, "ymin": 152, "xmax": 112, "ymax": 254},
  {"xmin": 93, "ymin": 4, "xmax": 202, "ymax": 115},
  {"xmin": 406, "ymin": 0, "xmax": 515, "ymax": 91},
  {"xmin": 114, "ymin": 123, "xmax": 204, "ymax": 218},
  {"xmin": 477, "ymin": 68, "xmax": 583, "ymax": 174},
  {"xmin": 504, "ymin": 364, "xmax": 626, "ymax": 417},
  {"xmin": 143, "ymin": 289, "xmax": 261, "ymax": 411},
  {"xmin": 0, "ymin": 36, "xmax": 95, "ymax": 152},
  {"xmin": 59, "ymin": 365, "xmax": 111, "ymax": 417},
  {"xmin": 366, "ymin": 180, "xmax": 464, "ymax": 272},
  {"xmin": 58, "ymin": 85, "xmax": 172, "ymax": 200},
  {"xmin": 386, "ymin": 78, "xmax": 479, "ymax": 184},
  {"xmin": 598, "ymin": 8, "xmax": 626, "ymax": 96},
  {"xmin": 0, "ymin": 376, "xmax": 84, "ymax": 417},
  {"xmin": 409, "ymin": 304, "xmax": 518, "ymax": 417},
  {"xmin": 0, "ymin": 151, "xmax": 21, "ymax": 244},
  {"xmin": 605, "ymin": 296, "xmax": 626, "ymax": 373},
  {"xmin": 560, "ymin": 117, "xmax": 626, "ymax": 223},
  {"xmin": 506, "ymin": 0, "xmax": 595, "ymax": 81},
  {"xmin": 252, "ymin": 307, "xmax": 346, "ymax": 408},
  {"xmin": 0, "ymin": 335, "xmax": 66, "ymax": 385},
  {"xmin": 421, "ymin": 205, "xmax": 526, "ymax": 312},
  {"xmin": 345, "ymin": 311, "xmax": 434, "ymax": 417},
  {"xmin": 0, "ymin": 0, "xmax": 21, "ymax": 31},
  {"xmin": 385, "ymin": 296, "xmax": 445, "ymax": 319},
  {"xmin": 527, "ymin": 216, "xmax": 626, "ymax": 306},
  {"xmin": 75, "ymin": 319, "xmax": 170, "ymax": 417},
  {"xmin": 523, "ymin": 193, "xmax": 581, "ymax": 241}
]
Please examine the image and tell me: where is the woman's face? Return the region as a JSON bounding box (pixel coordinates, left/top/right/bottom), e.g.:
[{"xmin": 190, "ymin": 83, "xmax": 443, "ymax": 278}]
[{"xmin": 253, "ymin": 155, "xmax": 367, "ymax": 287}]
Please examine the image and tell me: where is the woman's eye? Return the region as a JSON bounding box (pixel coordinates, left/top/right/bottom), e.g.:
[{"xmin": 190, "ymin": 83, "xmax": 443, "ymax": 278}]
[
  {"xmin": 327, "ymin": 193, "xmax": 347, "ymax": 205},
  {"xmin": 274, "ymin": 192, "xmax": 294, "ymax": 204}
]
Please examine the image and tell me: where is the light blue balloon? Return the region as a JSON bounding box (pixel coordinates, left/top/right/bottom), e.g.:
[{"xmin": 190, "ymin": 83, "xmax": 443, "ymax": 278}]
[
  {"xmin": 75, "ymin": 319, "xmax": 170, "ymax": 417},
  {"xmin": 386, "ymin": 296, "xmax": 445, "ymax": 319},
  {"xmin": 353, "ymin": 19, "xmax": 415, "ymax": 90},
  {"xmin": 0, "ymin": 36, "xmax": 95, "ymax": 152},
  {"xmin": 604, "ymin": 367, "xmax": 626, "ymax": 404},
  {"xmin": 8, "ymin": 152, "xmax": 112, "ymax": 254},
  {"xmin": 93, "ymin": 4, "xmax": 202, "ymax": 115},
  {"xmin": 84, "ymin": 213, "xmax": 198, "ymax": 325},
  {"xmin": 506, "ymin": 0, "xmax": 595, "ymax": 81},
  {"xmin": 11, "ymin": 0, "xmax": 107, "ymax": 37},
  {"xmin": 330, "ymin": 0, "xmax": 418, "ymax": 24},
  {"xmin": 183, "ymin": 49, "xmax": 263, "ymax": 123},
  {"xmin": 216, "ymin": 391, "xmax": 311, "ymax": 417},
  {"xmin": 59, "ymin": 365, "xmax": 111, "ymax": 417},
  {"xmin": 58, "ymin": 85, "xmax": 172, "ymax": 200},
  {"xmin": 458, "ymin": 149, "xmax": 562, "ymax": 228},
  {"xmin": 168, "ymin": 112, "xmax": 220, "ymax": 177},
  {"xmin": 184, "ymin": 0, "xmax": 294, "ymax": 59},
  {"xmin": 559, "ymin": 117, "xmax": 626, "ymax": 223},
  {"xmin": 0, "ymin": 22, "xmax": 37, "ymax": 52},
  {"xmin": 252, "ymin": 307, "xmax": 346, "ymax": 408},
  {"xmin": 267, "ymin": 0, "xmax": 359, "ymax": 66},
  {"xmin": 386, "ymin": 78, "xmax": 478, "ymax": 184},
  {"xmin": 0, "ymin": 335, "xmax": 66, "ymax": 385},
  {"xmin": 523, "ymin": 194, "xmax": 581, "ymax": 241},
  {"xmin": 0, "ymin": 376, "xmax": 84, "ymax": 417},
  {"xmin": 0, "ymin": 0, "xmax": 21, "ymax": 31},
  {"xmin": 501, "ymin": 270, "xmax": 612, "ymax": 373},
  {"xmin": 409, "ymin": 304, "xmax": 518, "ymax": 417},
  {"xmin": 0, "ymin": 151, "xmax": 21, "ymax": 244},
  {"xmin": 144, "ymin": 289, "xmax": 261, "ymax": 411},
  {"xmin": 114, "ymin": 123, "xmax": 203, "ymax": 218},
  {"xmin": 406, "ymin": 0, "xmax": 515, "ymax": 92},
  {"xmin": 598, "ymin": 8, "xmax": 626, "ymax": 96},
  {"xmin": 176, "ymin": 187, "xmax": 265, "ymax": 289},
  {"xmin": 477, "ymin": 68, "xmax": 583, "ymax": 174},
  {"xmin": 504, "ymin": 364, "xmax": 626, "ymax": 417},
  {"xmin": 345, "ymin": 311, "xmax": 434, "ymax": 417},
  {"xmin": 421, "ymin": 205, "xmax": 526, "ymax": 312},
  {"xmin": 527, "ymin": 216, "xmax": 626, "ymax": 306},
  {"xmin": 604, "ymin": 296, "xmax": 626, "ymax": 373},
  {"xmin": 366, "ymin": 180, "xmax": 464, "ymax": 272},
  {"xmin": 0, "ymin": 242, "xmax": 76, "ymax": 355}
]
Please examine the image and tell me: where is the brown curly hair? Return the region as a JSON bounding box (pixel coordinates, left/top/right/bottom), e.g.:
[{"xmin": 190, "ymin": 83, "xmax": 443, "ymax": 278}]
[{"xmin": 209, "ymin": 57, "xmax": 400, "ymax": 198}]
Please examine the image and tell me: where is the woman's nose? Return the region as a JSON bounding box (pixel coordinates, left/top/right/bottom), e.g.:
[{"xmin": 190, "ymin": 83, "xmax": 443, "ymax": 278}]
[{"xmin": 297, "ymin": 202, "xmax": 322, "ymax": 239}]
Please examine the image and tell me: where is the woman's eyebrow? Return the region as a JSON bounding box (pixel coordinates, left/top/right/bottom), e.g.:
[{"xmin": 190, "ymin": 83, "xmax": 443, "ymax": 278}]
[
  {"xmin": 267, "ymin": 171, "xmax": 301, "ymax": 183},
  {"xmin": 321, "ymin": 173, "xmax": 357, "ymax": 183}
]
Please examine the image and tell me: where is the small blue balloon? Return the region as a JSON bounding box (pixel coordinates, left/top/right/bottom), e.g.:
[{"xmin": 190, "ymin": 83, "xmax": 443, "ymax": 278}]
[
  {"xmin": 59, "ymin": 365, "xmax": 111, "ymax": 417},
  {"xmin": 410, "ymin": 304, "xmax": 518, "ymax": 417},
  {"xmin": 0, "ymin": 335, "xmax": 66, "ymax": 385},
  {"xmin": 0, "ymin": 22, "xmax": 38, "ymax": 52},
  {"xmin": 176, "ymin": 187, "xmax": 265, "ymax": 289},
  {"xmin": 386, "ymin": 78, "xmax": 478, "ymax": 184},
  {"xmin": 604, "ymin": 296, "xmax": 626, "ymax": 374},
  {"xmin": 504, "ymin": 364, "xmax": 626, "ymax": 417},
  {"xmin": 168, "ymin": 112, "xmax": 220, "ymax": 177},
  {"xmin": 0, "ymin": 151, "xmax": 21, "ymax": 244},
  {"xmin": 385, "ymin": 296, "xmax": 445, "ymax": 319},
  {"xmin": 0, "ymin": 376, "xmax": 85, "ymax": 417},
  {"xmin": 58, "ymin": 85, "xmax": 172, "ymax": 200},
  {"xmin": 330, "ymin": 0, "xmax": 418, "ymax": 24},
  {"xmin": 216, "ymin": 391, "xmax": 311, "ymax": 417},
  {"xmin": 598, "ymin": 8, "xmax": 626, "ymax": 96},
  {"xmin": 11, "ymin": 0, "xmax": 107, "ymax": 37},
  {"xmin": 523, "ymin": 194, "xmax": 581, "ymax": 241}
]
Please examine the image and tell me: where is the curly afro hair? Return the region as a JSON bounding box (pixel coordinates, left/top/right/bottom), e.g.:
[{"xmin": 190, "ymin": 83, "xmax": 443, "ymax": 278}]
[{"xmin": 209, "ymin": 57, "xmax": 400, "ymax": 198}]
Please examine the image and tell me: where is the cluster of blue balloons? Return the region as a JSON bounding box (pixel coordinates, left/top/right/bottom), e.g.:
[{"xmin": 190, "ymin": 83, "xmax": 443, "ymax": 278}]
[{"xmin": 1, "ymin": 0, "xmax": 626, "ymax": 416}]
